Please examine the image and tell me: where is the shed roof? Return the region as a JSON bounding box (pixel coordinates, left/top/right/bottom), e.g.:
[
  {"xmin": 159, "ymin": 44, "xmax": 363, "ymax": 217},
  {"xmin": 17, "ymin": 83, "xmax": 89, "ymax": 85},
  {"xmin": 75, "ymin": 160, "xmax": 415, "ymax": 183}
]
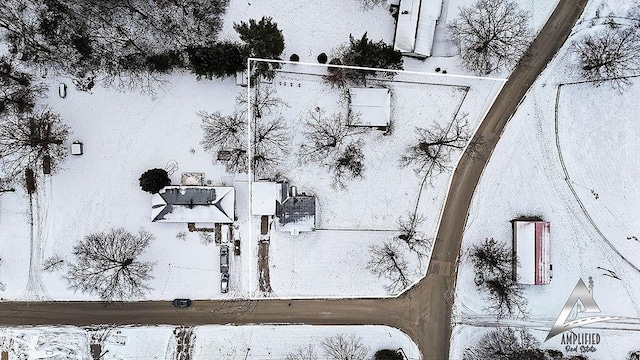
[{"xmin": 349, "ymin": 88, "xmax": 391, "ymax": 127}]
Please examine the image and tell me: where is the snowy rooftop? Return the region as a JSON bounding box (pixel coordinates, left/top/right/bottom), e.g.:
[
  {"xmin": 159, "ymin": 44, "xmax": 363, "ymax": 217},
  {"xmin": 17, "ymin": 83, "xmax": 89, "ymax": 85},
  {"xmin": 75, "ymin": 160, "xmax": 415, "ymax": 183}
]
[
  {"xmin": 251, "ymin": 181, "xmax": 280, "ymax": 216},
  {"xmin": 393, "ymin": 0, "xmax": 443, "ymax": 57},
  {"xmin": 349, "ymin": 88, "xmax": 391, "ymax": 127},
  {"xmin": 513, "ymin": 221, "xmax": 550, "ymax": 285},
  {"xmin": 151, "ymin": 186, "xmax": 234, "ymax": 223}
]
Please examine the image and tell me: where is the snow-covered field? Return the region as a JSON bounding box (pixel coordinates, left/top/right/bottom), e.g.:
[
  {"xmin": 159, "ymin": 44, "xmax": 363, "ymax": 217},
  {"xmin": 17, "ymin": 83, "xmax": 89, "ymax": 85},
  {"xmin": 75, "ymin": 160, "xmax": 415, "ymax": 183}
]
[
  {"xmin": 451, "ymin": 0, "xmax": 640, "ymax": 357},
  {"xmin": 0, "ymin": 325, "xmax": 419, "ymax": 360}
]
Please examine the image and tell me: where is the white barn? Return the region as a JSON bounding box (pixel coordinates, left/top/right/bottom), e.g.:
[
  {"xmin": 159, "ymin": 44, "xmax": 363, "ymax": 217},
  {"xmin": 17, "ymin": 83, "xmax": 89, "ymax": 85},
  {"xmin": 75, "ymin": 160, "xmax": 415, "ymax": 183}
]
[
  {"xmin": 393, "ymin": 0, "xmax": 443, "ymax": 58},
  {"xmin": 512, "ymin": 220, "xmax": 551, "ymax": 285}
]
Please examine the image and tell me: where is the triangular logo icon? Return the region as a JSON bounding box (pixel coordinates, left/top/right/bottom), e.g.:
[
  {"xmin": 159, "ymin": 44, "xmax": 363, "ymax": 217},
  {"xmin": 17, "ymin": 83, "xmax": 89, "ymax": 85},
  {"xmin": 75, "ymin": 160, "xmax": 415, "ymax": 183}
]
[{"xmin": 546, "ymin": 278, "xmax": 629, "ymax": 341}]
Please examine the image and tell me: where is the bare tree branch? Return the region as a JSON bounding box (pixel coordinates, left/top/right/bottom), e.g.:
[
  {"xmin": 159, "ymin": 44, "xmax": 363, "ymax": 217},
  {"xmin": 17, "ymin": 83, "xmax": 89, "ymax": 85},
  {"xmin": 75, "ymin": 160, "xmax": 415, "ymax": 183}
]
[
  {"xmin": 367, "ymin": 241, "xmax": 411, "ymax": 294},
  {"xmin": 65, "ymin": 228, "xmax": 155, "ymax": 301},
  {"xmin": 0, "ymin": 107, "xmax": 70, "ymax": 182},
  {"xmin": 320, "ymin": 334, "xmax": 369, "ymax": 360},
  {"xmin": 573, "ymin": 26, "xmax": 640, "ymax": 89},
  {"xmin": 399, "ymin": 114, "xmax": 470, "ymax": 178},
  {"xmin": 449, "ymin": 0, "xmax": 532, "ymax": 74}
]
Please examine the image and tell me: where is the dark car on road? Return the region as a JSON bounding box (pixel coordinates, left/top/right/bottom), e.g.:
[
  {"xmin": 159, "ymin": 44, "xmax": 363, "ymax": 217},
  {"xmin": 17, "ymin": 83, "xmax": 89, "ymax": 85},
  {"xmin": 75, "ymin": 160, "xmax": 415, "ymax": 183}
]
[{"xmin": 172, "ymin": 299, "xmax": 192, "ymax": 308}]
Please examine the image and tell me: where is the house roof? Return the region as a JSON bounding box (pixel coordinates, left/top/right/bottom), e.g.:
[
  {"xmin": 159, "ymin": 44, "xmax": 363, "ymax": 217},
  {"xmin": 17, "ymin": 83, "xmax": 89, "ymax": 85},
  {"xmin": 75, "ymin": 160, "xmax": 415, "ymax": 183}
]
[
  {"xmin": 394, "ymin": 0, "xmax": 443, "ymax": 57},
  {"xmin": 251, "ymin": 181, "xmax": 280, "ymax": 215},
  {"xmin": 513, "ymin": 221, "xmax": 550, "ymax": 285},
  {"xmin": 151, "ymin": 186, "xmax": 234, "ymax": 223},
  {"xmin": 349, "ymin": 88, "xmax": 391, "ymax": 127},
  {"xmin": 275, "ymin": 183, "xmax": 316, "ymax": 234}
]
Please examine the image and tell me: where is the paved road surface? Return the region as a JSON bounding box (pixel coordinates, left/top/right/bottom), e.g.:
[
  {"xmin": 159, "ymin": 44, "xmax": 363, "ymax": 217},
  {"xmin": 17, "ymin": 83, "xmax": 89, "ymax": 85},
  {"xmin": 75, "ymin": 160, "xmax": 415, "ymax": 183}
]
[{"xmin": 0, "ymin": 1, "xmax": 588, "ymax": 359}]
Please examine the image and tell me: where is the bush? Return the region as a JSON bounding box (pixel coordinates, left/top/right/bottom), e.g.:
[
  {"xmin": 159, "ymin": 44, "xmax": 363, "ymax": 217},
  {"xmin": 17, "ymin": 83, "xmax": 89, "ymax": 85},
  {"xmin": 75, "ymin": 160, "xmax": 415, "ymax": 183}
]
[
  {"xmin": 290, "ymin": 54, "xmax": 300, "ymax": 62},
  {"xmin": 317, "ymin": 52, "xmax": 328, "ymax": 63},
  {"xmin": 374, "ymin": 349, "xmax": 403, "ymax": 360},
  {"xmin": 139, "ymin": 168, "xmax": 170, "ymax": 194}
]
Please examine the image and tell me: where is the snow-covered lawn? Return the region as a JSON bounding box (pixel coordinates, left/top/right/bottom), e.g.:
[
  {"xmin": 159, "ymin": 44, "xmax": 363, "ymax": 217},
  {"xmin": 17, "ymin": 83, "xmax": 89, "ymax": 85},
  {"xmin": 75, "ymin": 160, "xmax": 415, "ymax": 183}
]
[
  {"xmin": 193, "ymin": 325, "xmax": 420, "ymax": 360},
  {"xmin": 0, "ymin": 73, "xmax": 253, "ymax": 301},
  {"xmin": 255, "ymin": 64, "xmax": 504, "ymax": 297},
  {"xmin": 0, "ymin": 325, "xmax": 419, "ymax": 360},
  {"xmin": 451, "ymin": 0, "xmax": 640, "ymax": 357}
]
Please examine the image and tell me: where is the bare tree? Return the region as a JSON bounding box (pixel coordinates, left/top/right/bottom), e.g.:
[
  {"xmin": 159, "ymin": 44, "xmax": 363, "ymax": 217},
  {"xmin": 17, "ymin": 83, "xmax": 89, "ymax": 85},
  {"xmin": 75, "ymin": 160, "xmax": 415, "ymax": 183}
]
[
  {"xmin": 400, "ymin": 114, "xmax": 470, "ymax": 178},
  {"xmin": 199, "ymin": 110, "xmax": 246, "ymax": 152},
  {"xmin": 449, "ymin": 0, "xmax": 532, "ymax": 74},
  {"xmin": 483, "ymin": 274, "xmax": 528, "ymax": 318},
  {"xmin": 42, "ymin": 254, "xmax": 64, "ymax": 272},
  {"xmin": 331, "ymin": 141, "xmax": 365, "ymax": 188},
  {"xmin": 299, "ymin": 108, "xmax": 365, "ymax": 163},
  {"xmin": 0, "ymin": 108, "xmax": 70, "ymax": 181},
  {"xmin": 321, "ymin": 334, "xmax": 369, "ymax": 360},
  {"xmin": 463, "ymin": 328, "xmax": 544, "ymax": 360},
  {"xmin": 252, "ymin": 116, "xmax": 289, "ymax": 177},
  {"xmin": 237, "ymin": 84, "xmax": 288, "ymax": 119},
  {"xmin": 286, "ymin": 344, "xmax": 319, "ymax": 360},
  {"xmin": 396, "ymin": 213, "xmax": 432, "ymax": 261},
  {"xmin": 225, "ymin": 147, "xmax": 249, "ymax": 174},
  {"xmin": 0, "ymin": 0, "xmax": 227, "ymax": 90},
  {"xmin": 367, "ymin": 241, "xmax": 411, "ymax": 293},
  {"xmin": 357, "ymin": 0, "xmax": 382, "ymax": 10},
  {"xmin": 469, "ymin": 238, "xmax": 512, "ymax": 277},
  {"xmin": 66, "ymin": 228, "xmax": 155, "ymax": 301},
  {"xmin": 573, "ymin": 26, "xmax": 640, "ymax": 88},
  {"xmin": 0, "ymin": 56, "xmax": 44, "ymax": 115}
]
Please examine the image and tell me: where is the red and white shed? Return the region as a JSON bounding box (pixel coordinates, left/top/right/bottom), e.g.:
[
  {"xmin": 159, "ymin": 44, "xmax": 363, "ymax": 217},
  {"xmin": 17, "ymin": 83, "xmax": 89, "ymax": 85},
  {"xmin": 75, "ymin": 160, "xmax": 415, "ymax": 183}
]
[{"xmin": 512, "ymin": 221, "xmax": 551, "ymax": 285}]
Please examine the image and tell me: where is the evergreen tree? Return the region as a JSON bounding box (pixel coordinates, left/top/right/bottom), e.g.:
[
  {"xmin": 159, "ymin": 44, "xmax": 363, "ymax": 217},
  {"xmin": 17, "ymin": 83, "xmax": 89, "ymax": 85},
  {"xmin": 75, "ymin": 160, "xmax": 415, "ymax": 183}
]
[
  {"xmin": 187, "ymin": 42, "xmax": 247, "ymax": 79},
  {"xmin": 234, "ymin": 16, "xmax": 285, "ymax": 80},
  {"xmin": 138, "ymin": 168, "xmax": 170, "ymax": 194}
]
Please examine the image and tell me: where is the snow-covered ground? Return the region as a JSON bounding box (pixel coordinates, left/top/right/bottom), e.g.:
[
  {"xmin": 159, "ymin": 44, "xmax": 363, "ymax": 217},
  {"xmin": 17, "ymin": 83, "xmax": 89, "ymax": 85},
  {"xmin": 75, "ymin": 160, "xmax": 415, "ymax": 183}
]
[
  {"xmin": 451, "ymin": 0, "xmax": 640, "ymax": 357},
  {"xmin": 255, "ymin": 64, "xmax": 504, "ymax": 297},
  {"xmin": 0, "ymin": 325, "xmax": 419, "ymax": 360},
  {"xmin": 0, "ymin": 73, "xmax": 253, "ymax": 301}
]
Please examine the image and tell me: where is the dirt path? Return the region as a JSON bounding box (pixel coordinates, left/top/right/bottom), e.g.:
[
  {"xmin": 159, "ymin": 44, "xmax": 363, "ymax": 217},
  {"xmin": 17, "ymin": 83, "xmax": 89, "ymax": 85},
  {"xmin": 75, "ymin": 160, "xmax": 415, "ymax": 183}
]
[
  {"xmin": 0, "ymin": 2, "xmax": 588, "ymax": 359},
  {"xmin": 257, "ymin": 240, "xmax": 273, "ymax": 295}
]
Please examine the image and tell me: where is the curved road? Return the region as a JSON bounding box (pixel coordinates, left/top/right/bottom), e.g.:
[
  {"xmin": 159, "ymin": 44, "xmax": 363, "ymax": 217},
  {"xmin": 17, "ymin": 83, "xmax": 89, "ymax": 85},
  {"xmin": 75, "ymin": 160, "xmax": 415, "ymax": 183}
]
[{"xmin": 0, "ymin": 1, "xmax": 587, "ymax": 359}]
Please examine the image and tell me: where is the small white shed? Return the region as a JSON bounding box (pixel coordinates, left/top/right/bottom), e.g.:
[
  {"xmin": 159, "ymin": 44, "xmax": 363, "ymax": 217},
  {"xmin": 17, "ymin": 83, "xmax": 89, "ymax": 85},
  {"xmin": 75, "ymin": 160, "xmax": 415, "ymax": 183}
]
[{"xmin": 348, "ymin": 88, "xmax": 391, "ymax": 128}]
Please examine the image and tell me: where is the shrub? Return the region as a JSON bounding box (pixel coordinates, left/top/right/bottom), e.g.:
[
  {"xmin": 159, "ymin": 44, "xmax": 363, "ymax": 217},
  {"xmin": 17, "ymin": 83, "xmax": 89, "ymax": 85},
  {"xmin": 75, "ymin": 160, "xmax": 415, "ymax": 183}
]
[
  {"xmin": 139, "ymin": 168, "xmax": 170, "ymax": 194},
  {"xmin": 317, "ymin": 52, "xmax": 328, "ymax": 63},
  {"xmin": 290, "ymin": 54, "xmax": 300, "ymax": 62}
]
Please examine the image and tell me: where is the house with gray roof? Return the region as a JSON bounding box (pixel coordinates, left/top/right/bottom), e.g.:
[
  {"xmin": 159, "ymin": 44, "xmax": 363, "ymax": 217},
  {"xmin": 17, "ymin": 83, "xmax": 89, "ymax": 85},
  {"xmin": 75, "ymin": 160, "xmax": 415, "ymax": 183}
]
[{"xmin": 151, "ymin": 186, "xmax": 235, "ymax": 223}]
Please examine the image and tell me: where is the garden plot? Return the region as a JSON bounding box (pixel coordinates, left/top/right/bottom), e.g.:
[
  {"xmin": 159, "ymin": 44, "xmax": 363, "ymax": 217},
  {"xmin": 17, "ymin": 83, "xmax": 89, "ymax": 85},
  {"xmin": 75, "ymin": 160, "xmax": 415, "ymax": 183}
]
[
  {"xmin": 250, "ymin": 63, "xmax": 504, "ymax": 297},
  {"xmin": 0, "ymin": 326, "xmax": 90, "ymax": 360},
  {"xmin": 0, "ymin": 73, "xmax": 252, "ymax": 301}
]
